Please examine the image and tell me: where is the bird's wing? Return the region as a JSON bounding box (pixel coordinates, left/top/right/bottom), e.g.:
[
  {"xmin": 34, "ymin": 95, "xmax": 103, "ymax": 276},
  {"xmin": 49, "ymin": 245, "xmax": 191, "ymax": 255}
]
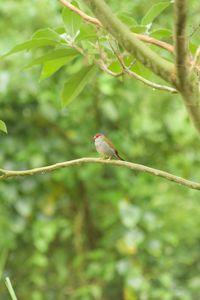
[
  {"xmin": 102, "ymin": 136, "xmax": 116, "ymax": 150},
  {"xmin": 103, "ymin": 136, "xmax": 124, "ymax": 160}
]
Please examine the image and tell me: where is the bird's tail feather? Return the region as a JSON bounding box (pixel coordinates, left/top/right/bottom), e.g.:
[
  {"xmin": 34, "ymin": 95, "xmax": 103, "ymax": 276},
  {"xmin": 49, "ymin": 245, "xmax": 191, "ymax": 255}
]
[{"xmin": 115, "ymin": 151, "xmax": 125, "ymax": 161}]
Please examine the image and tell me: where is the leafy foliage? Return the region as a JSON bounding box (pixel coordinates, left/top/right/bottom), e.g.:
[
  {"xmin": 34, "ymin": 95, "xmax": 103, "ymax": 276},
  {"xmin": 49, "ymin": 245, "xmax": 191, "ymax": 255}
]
[
  {"xmin": 0, "ymin": 120, "xmax": 7, "ymax": 133},
  {"xmin": 141, "ymin": 1, "xmax": 171, "ymax": 25},
  {"xmin": 62, "ymin": 65, "xmax": 97, "ymax": 106}
]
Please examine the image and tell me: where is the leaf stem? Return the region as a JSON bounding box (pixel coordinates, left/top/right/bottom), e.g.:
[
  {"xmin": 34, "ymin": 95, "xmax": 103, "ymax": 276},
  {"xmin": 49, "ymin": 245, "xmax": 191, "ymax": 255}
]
[{"xmin": 5, "ymin": 277, "xmax": 18, "ymax": 300}]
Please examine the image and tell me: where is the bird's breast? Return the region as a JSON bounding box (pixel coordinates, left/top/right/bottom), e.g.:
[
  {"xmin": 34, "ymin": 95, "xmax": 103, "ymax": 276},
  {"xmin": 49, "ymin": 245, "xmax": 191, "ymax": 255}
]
[{"xmin": 95, "ymin": 138, "xmax": 115, "ymax": 156}]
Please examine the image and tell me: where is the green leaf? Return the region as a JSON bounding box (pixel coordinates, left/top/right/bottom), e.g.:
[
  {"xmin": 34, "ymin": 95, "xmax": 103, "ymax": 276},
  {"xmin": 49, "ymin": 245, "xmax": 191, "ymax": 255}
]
[
  {"xmin": 189, "ymin": 43, "xmax": 199, "ymax": 55},
  {"xmin": 77, "ymin": 24, "xmax": 97, "ymax": 42},
  {"xmin": 141, "ymin": 2, "xmax": 171, "ymax": 25},
  {"xmin": 131, "ymin": 25, "xmax": 147, "ymax": 33},
  {"xmin": 123, "ymin": 55, "xmax": 135, "ymax": 67},
  {"xmin": 62, "ymin": 7, "xmax": 82, "ymax": 38},
  {"xmin": 150, "ymin": 28, "xmax": 172, "ymax": 39},
  {"xmin": 1, "ymin": 39, "xmax": 58, "ymax": 58},
  {"xmin": 39, "ymin": 55, "xmax": 77, "ymax": 80},
  {"xmin": 117, "ymin": 13, "xmax": 137, "ymax": 28},
  {"xmin": 0, "ymin": 120, "xmax": 7, "ymax": 133},
  {"xmin": 32, "ymin": 28, "xmax": 62, "ymax": 42},
  {"xmin": 62, "ymin": 65, "xmax": 96, "ymax": 107},
  {"xmin": 25, "ymin": 48, "xmax": 78, "ymax": 69},
  {"xmin": 108, "ymin": 61, "xmax": 122, "ymax": 73}
]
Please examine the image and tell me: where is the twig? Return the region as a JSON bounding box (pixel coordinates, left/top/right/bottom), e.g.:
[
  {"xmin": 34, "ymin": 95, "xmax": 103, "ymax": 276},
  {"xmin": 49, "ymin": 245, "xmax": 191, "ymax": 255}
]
[
  {"xmin": 0, "ymin": 157, "xmax": 200, "ymax": 190},
  {"xmin": 59, "ymin": 0, "xmax": 174, "ymax": 54},
  {"xmin": 190, "ymin": 46, "xmax": 200, "ymax": 72},
  {"xmin": 98, "ymin": 63, "xmax": 124, "ymax": 77},
  {"xmin": 59, "ymin": 0, "xmax": 200, "ymax": 73},
  {"xmin": 135, "ymin": 33, "xmax": 174, "ymax": 53},
  {"xmin": 99, "ymin": 60, "xmax": 177, "ymax": 92},
  {"xmin": 59, "ymin": 0, "xmax": 102, "ymax": 27},
  {"xmin": 108, "ymin": 41, "xmax": 177, "ymax": 93},
  {"xmin": 125, "ymin": 68, "xmax": 177, "ymax": 93}
]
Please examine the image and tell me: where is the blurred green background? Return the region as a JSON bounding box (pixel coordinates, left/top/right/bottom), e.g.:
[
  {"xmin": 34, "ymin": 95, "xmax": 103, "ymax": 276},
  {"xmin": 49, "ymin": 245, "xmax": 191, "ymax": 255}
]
[{"xmin": 1, "ymin": 0, "xmax": 200, "ymax": 299}]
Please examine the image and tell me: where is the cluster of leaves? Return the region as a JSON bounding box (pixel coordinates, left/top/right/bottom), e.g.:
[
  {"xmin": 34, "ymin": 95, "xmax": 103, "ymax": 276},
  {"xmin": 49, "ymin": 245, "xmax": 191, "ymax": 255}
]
[
  {"xmin": 1, "ymin": 1, "xmax": 200, "ymax": 300},
  {"xmin": 0, "ymin": 0, "xmax": 179, "ymax": 134}
]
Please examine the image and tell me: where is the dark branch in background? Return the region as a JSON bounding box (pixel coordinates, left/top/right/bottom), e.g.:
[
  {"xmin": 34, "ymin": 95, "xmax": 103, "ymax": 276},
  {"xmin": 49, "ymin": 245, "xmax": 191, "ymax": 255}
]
[
  {"xmin": 174, "ymin": 0, "xmax": 200, "ymax": 135},
  {"xmin": 0, "ymin": 157, "xmax": 200, "ymax": 191}
]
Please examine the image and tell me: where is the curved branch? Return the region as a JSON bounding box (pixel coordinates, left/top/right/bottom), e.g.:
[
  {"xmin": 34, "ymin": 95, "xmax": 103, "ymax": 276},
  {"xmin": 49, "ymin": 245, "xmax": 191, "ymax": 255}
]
[
  {"xmin": 0, "ymin": 157, "xmax": 200, "ymax": 190},
  {"xmin": 60, "ymin": 0, "xmax": 102, "ymax": 27},
  {"xmin": 99, "ymin": 62, "xmax": 177, "ymax": 93},
  {"xmin": 124, "ymin": 68, "xmax": 178, "ymax": 93},
  {"xmin": 108, "ymin": 43, "xmax": 178, "ymax": 93}
]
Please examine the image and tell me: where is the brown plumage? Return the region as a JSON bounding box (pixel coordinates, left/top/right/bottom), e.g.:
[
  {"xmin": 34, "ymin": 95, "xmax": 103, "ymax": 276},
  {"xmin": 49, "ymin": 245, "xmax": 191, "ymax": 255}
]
[{"xmin": 93, "ymin": 133, "xmax": 124, "ymax": 160}]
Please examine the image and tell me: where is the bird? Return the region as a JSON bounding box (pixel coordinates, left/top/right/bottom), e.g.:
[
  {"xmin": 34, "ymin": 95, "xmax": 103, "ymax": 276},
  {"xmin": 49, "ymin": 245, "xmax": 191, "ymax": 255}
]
[{"xmin": 93, "ymin": 133, "xmax": 124, "ymax": 160}]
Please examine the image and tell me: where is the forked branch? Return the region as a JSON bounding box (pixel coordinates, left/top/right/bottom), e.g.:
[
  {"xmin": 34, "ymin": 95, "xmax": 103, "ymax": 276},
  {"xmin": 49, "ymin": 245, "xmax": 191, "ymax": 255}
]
[
  {"xmin": 0, "ymin": 157, "xmax": 200, "ymax": 190},
  {"xmin": 59, "ymin": 0, "xmax": 174, "ymax": 53},
  {"xmin": 59, "ymin": 0, "xmax": 200, "ymax": 72}
]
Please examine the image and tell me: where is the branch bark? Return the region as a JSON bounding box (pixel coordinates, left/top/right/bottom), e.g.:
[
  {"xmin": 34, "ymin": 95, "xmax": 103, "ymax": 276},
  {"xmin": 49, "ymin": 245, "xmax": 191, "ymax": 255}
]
[
  {"xmin": 174, "ymin": 0, "xmax": 188, "ymax": 89},
  {"xmin": 174, "ymin": 0, "xmax": 200, "ymax": 135},
  {"xmin": 0, "ymin": 157, "xmax": 200, "ymax": 191}
]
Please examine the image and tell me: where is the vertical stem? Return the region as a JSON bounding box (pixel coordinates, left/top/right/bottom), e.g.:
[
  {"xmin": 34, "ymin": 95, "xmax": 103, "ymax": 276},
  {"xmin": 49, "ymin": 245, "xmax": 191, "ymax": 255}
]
[
  {"xmin": 174, "ymin": 0, "xmax": 200, "ymax": 135},
  {"xmin": 5, "ymin": 277, "xmax": 18, "ymax": 300}
]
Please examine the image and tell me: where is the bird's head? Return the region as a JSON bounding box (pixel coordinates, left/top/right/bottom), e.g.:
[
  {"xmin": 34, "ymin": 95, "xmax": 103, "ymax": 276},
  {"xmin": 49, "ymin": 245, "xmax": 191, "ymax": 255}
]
[{"xmin": 93, "ymin": 133, "xmax": 104, "ymax": 140}]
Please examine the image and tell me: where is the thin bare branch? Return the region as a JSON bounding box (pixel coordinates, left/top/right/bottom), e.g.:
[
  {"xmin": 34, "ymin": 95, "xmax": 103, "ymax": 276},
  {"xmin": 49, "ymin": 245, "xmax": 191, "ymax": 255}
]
[
  {"xmin": 98, "ymin": 63, "xmax": 124, "ymax": 77},
  {"xmin": 108, "ymin": 41, "xmax": 177, "ymax": 93},
  {"xmin": 125, "ymin": 68, "xmax": 178, "ymax": 93},
  {"xmin": 0, "ymin": 157, "xmax": 200, "ymax": 190},
  {"xmin": 59, "ymin": 0, "xmax": 102, "ymax": 27},
  {"xmin": 190, "ymin": 46, "xmax": 200, "ymax": 72},
  {"xmin": 135, "ymin": 33, "xmax": 174, "ymax": 53}
]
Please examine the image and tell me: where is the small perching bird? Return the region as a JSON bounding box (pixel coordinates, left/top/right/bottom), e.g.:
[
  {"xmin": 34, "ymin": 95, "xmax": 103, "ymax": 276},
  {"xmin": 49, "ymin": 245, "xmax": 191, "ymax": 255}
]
[{"xmin": 93, "ymin": 133, "xmax": 124, "ymax": 160}]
